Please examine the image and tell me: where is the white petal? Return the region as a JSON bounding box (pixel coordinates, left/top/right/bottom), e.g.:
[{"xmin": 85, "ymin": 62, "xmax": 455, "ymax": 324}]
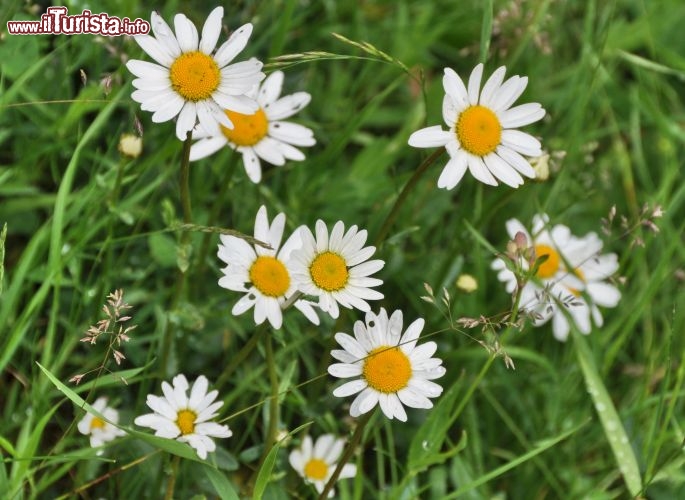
[
  {"xmin": 587, "ymin": 282, "xmax": 621, "ymax": 308},
  {"xmin": 467, "ymin": 63, "xmax": 484, "ymax": 105},
  {"xmin": 232, "ymin": 292, "xmax": 257, "ymax": 315},
  {"xmin": 190, "ymin": 136, "xmax": 228, "ymax": 161},
  {"xmin": 134, "ymin": 35, "xmax": 174, "ymax": 67},
  {"xmin": 241, "ymin": 148, "xmax": 262, "ymax": 183},
  {"xmin": 495, "ymin": 145, "xmax": 536, "ymax": 178},
  {"xmin": 334, "ymin": 332, "xmax": 367, "ymax": 360},
  {"xmin": 265, "ymin": 92, "xmax": 312, "ymax": 120},
  {"xmin": 501, "ymin": 130, "xmax": 542, "ymax": 157},
  {"xmin": 214, "ymin": 23, "xmax": 253, "ymax": 66},
  {"xmin": 479, "ymin": 66, "xmax": 506, "ymax": 107},
  {"xmin": 467, "ymin": 154, "xmax": 497, "ymax": 186},
  {"xmin": 484, "ymin": 153, "xmax": 524, "ymax": 188},
  {"xmin": 443, "ymin": 67, "xmax": 469, "ymax": 108},
  {"xmin": 174, "ymin": 14, "xmax": 199, "ymax": 53},
  {"xmin": 268, "ymin": 122, "xmax": 315, "ymax": 147},
  {"xmin": 499, "ymin": 102, "xmax": 545, "ymax": 128},
  {"xmin": 150, "ymin": 11, "xmax": 181, "ymax": 57},
  {"xmin": 176, "ymin": 102, "xmax": 198, "ymax": 141},
  {"xmin": 329, "ymin": 363, "xmax": 363, "ymax": 378},
  {"xmin": 408, "ymin": 125, "xmax": 451, "ymax": 148},
  {"xmin": 254, "ymin": 137, "xmax": 286, "ymax": 166},
  {"xmin": 491, "ymin": 75, "xmax": 528, "ymax": 112},
  {"xmin": 259, "ymin": 71, "xmax": 284, "ymax": 105},
  {"xmin": 199, "ymin": 7, "xmax": 223, "ymax": 54},
  {"xmin": 437, "ymin": 151, "xmax": 468, "ymax": 189}
]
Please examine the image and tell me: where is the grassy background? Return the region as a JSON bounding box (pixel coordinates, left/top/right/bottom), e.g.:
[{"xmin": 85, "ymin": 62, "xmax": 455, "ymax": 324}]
[{"xmin": 1, "ymin": 0, "xmax": 684, "ymax": 498}]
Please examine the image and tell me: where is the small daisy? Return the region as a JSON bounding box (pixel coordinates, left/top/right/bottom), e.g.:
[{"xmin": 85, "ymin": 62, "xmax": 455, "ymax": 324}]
[
  {"xmin": 491, "ymin": 215, "xmax": 621, "ymax": 341},
  {"xmin": 408, "ymin": 63, "xmax": 545, "ymax": 189},
  {"xmin": 290, "ymin": 221, "xmax": 384, "ymax": 319},
  {"xmin": 218, "ymin": 205, "xmax": 319, "ymax": 329},
  {"xmin": 134, "ymin": 374, "xmax": 231, "ymax": 459},
  {"xmin": 126, "ymin": 7, "xmax": 265, "ymax": 141},
  {"xmin": 289, "ymin": 434, "xmax": 357, "ymax": 497},
  {"xmin": 190, "ymin": 70, "xmax": 315, "ymax": 183},
  {"xmin": 328, "ymin": 308, "xmax": 446, "ymax": 421},
  {"xmin": 77, "ymin": 397, "xmax": 126, "ymax": 449}
]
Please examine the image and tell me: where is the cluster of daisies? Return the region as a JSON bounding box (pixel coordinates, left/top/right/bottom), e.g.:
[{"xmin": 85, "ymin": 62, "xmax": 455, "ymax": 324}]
[{"xmin": 76, "ymin": 4, "xmax": 622, "ymax": 496}]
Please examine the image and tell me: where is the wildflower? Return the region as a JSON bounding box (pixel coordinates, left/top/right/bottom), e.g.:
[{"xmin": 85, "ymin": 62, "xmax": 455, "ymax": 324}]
[
  {"xmin": 290, "ymin": 221, "xmax": 384, "ymax": 319},
  {"xmin": 408, "ymin": 63, "xmax": 545, "ymax": 189},
  {"xmin": 492, "ymin": 214, "xmax": 621, "ymax": 341},
  {"xmin": 126, "ymin": 7, "xmax": 264, "ymax": 141},
  {"xmin": 289, "ymin": 434, "xmax": 357, "ymax": 497},
  {"xmin": 190, "ymin": 70, "xmax": 315, "ymax": 183},
  {"xmin": 77, "ymin": 397, "xmax": 126, "ymax": 449},
  {"xmin": 118, "ymin": 133, "xmax": 143, "ymax": 158},
  {"xmin": 218, "ymin": 205, "xmax": 319, "ymax": 329},
  {"xmin": 328, "ymin": 308, "xmax": 445, "ymax": 421},
  {"xmin": 134, "ymin": 374, "xmax": 231, "ymax": 459}
]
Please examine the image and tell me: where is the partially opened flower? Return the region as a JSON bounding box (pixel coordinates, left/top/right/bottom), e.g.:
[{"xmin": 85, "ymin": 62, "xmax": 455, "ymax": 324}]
[
  {"xmin": 408, "ymin": 63, "xmax": 545, "ymax": 189},
  {"xmin": 491, "ymin": 214, "xmax": 621, "ymax": 341},
  {"xmin": 126, "ymin": 7, "xmax": 264, "ymax": 140},
  {"xmin": 217, "ymin": 205, "xmax": 319, "ymax": 329},
  {"xmin": 328, "ymin": 308, "xmax": 445, "ymax": 421},
  {"xmin": 134, "ymin": 374, "xmax": 231, "ymax": 459},
  {"xmin": 290, "ymin": 221, "xmax": 384, "ymax": 319},
  {"xmin": 190, "ymin": 70, "xmax": 315, "ymax": 183},
  {"xmin": 77, "ymin": 397, "xmax": 126, "ymax": 449},
  {"xmin": 289, "ymin": 434, "xmax": 357, "ymax": 497}
]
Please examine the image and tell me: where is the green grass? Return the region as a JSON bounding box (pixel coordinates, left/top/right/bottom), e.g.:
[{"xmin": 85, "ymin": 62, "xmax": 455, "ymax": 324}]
[{"xmin": 1, "ymin": 0, "xmax": 684, "ymax": 498}]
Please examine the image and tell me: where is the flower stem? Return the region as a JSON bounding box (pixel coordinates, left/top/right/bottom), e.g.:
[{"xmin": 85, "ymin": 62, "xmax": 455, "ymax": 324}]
[
  {"xmin": 164, "ymin": 454, "xmax": 181, "ymax": 500},
  {"xmin": 179, "ymin": 131, "xmax": 193, "ymax": 224},
  {"xmin": 374, "ymin": 148, "xmax": 445, "ymax": 247},
  {"xmin": 262, "ymin": 334, "xmax": 280, "ymax": 461},
  {"xmin": 318, "ymin": 409, "xmax": 374, "ymax": 500}
]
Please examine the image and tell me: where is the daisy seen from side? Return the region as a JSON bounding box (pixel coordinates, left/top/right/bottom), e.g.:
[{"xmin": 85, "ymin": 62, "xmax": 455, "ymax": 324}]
[
  {"xmin": 408, "ymin": 63, "xmax": 545, "ymax": 189},
  {"xmin": 77, "ymin": 397, "xmax": 126, "ymax": 449},
  {"xmin": 290, "ymin": 221, "xmax": 384, "ymax": 319},
  {"xmin": 217, "ymin": 205, "xmax": 319, "ymax": 329},
  {"xmin": 289, "ymin": 434, "xmax": 357, "ymax": 497},
  {"xmin": 126, "ymin": 7, "xmax": 265, "ymax": 141},
  {"xmin": 328, "ymin": 308, "xmax": 446, "ymax": 421},
  {"xmin": 134, "ymin": 374, "xmax": 231, "ymax": 459},
  {"xmin": 190, "ymin": 70, "xmax": 315, "ymax": 183}
]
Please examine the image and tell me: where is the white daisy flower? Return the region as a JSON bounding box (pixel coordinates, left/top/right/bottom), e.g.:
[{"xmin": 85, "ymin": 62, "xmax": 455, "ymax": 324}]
[
  {"xmin": 288, "ymin": 434, "xmax": 357, "ymax": 497},
  {"xmin": 290, "ymin": 221, "xmax": 384, "ymax": 319},
  {"xmin": 126, "ymin": 7, "xmax": 265, "ymax": 141},
  {"xmin": 77, "ymin": 397, "xmax": 126, "ymax": 449},
  {"xmin": 328, "ymin": 308, "xmax": 446, "ymax": 421},
  {"xmin": 134, "ymin": 374, "xmax": 231, "ymax": 459},
  {"xmin": 491, "ymin": 214, "xmax": 621, "ymax": 341},
  {"xmin": 217, "ymin": 205, "xmax": 320, "ymax": 329},
  {"xmin": 190, "ymin": 70, "xmax": 315, "ymax": 183},
  {"xmin": 408, "ymin": 63, "xmax": 545, "ymax": 189}
]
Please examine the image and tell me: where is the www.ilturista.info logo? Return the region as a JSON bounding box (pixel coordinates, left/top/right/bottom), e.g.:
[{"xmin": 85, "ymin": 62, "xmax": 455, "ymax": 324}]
[{"xmin": 6, "ymin": 7, "xmax": 150, "ymax": 36}]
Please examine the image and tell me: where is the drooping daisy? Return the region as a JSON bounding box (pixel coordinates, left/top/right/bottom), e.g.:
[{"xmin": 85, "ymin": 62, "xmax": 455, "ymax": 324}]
[
  {"xmin": 328, "ymin": 308, "xmax": 446, "ymax": 421},
  {"xmin": 408, "ymin": 63, "xmax": 545, "ymax": 189},
  {"xmin": 290, "ymin": 221, "xmax": 384, "ymax": 319},
  {"xmin": 491, "ymin": 214, "xmax": 621, "ymax": 341},
  {"xmin": 134, "ymin": 374, "xmax": 231, "ymax": 459},
  {"xmin": 77, "ymin": 397, "xmax": 126, "ymax": 449},
  {"xmin": 289, "ymin": 434, "xmax": 357, "ymax": 497},
  {"xmin": 217, "ymin": 205, "xmax": 319, "ymax": 329},
  {"xmin": 126, "ymin": 7, "xmax": 265, "ymax": 141},
  {"xmin": 190, "ymin": 70, "xmax": 315, "ymax": 183}
]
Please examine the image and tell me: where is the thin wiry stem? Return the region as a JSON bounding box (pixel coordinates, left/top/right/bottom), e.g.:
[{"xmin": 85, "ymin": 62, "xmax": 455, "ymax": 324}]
[
  {"xmin": 318, "ymin": 409, "xmax": 374, "ymax": 500},
  {"xmin": 374, "ymin": 148, "xmax": 445, "ymax": 246}
]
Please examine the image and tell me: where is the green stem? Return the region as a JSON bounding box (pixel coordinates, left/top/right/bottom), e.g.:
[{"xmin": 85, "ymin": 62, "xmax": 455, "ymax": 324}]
[
  {"xmin": 262, "ymin": 334, "xmax": 280, "ymax": 462},
  {"xmin": 318, "ymin": 409, "xmax": 374, "ymax": 500},
  {"xmin": 374, "ymin": 148, "xmax": 445, "ymax": 247},
  {"xmin": 160, "ymin": 133, "xmax": 194, "ymax": 376},
  {"xmin": 164, "ymin": 454, "xmax": 181, "ymax": 500}
]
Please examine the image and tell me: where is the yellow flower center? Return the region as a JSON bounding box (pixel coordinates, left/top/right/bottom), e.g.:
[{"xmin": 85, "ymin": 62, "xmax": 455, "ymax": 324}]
[
  {"xmin": 456, "ymin": 105, "xmax": 502, "ymax": 156},
  {"xmin": 249, "ymin": 256, "xmax": 291, "ymax": 298},
  {"xmin": 176, "ymin": 409, "xmax": 197, "ymax": 435},
  {"xmin": 221, "ymin": 108, "xmax": 269, "ymax": 146},
  {"xmin": 534, "ymin": 244, "xmax": 561, "ymax": 279},
  {"xmin": 169, "ymin": 51, "xmax": 220, "ymax": 102},
  {"xmin": 303, "ymin": 458, "xmax": 329, "ymax": 481},
  {"xmin": 90, "ymin": 417, "xmax": 106, "ymax": 430},
  {"xmin": 363, "ymin": 346, "xmax": 412, "ymax": 393},
  {"xmin": 309, "ymin": 252, "xmax": 349, "ymax": 292}
]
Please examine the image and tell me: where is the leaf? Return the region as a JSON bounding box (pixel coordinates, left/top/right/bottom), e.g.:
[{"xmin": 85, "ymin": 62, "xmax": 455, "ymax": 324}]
[
  {"xmin": 204, "ymin": 465, "xmax": 240, "ymax": 500},
  {"xmin": 148, "ymin": 233, "xmax": 177, "ymax": 268},
  {"xmin": 573, "ymin": 333, "xmax": 643, "ymax": 496},
  {"xmin": 408, "ymin": 380, "xmax": 466, "ymax": 472},
  {"xmin": 0, "ymin": 223, "xmax": 6, "ymax": 296},
  {"xmin": 252, "ymin": 422, "xmax": 312, "ymax": 499}
]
